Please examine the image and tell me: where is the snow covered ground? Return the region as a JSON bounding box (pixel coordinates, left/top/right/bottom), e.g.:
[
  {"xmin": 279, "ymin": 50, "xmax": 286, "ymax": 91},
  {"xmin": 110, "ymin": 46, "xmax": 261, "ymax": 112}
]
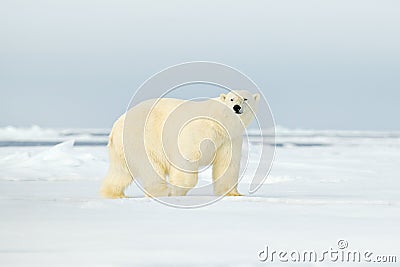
[{"xmin": 0, "ymin": 126, "xmax": 399, "ymax": 266}]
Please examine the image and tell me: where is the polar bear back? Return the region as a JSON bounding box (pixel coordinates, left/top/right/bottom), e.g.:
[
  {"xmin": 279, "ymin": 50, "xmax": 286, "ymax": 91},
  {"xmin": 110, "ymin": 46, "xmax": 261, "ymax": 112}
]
[{"xmin": 120, "ymin": 98, "xmax": 245, "ymax": 171}]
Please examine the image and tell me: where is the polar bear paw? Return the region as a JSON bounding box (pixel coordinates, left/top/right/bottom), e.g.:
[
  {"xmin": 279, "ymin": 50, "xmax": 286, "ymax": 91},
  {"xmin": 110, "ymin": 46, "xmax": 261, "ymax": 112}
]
[{"xmin": 225, "ymin": 190, "xmax": 243, "ymax": 197}]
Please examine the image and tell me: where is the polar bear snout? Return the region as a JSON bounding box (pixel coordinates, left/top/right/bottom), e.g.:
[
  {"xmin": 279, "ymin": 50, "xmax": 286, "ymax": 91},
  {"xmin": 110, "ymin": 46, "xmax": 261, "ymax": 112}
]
[{"xmin": 233, "ymin": 104, "xmax": 242, "ymax": 114}]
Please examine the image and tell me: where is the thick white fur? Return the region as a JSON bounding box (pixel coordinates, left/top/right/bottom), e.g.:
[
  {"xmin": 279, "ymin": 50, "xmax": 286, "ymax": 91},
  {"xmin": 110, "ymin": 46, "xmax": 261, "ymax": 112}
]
[{"xmin": 100, "ymin": 90, "xmax": 260, "ymax": 198}]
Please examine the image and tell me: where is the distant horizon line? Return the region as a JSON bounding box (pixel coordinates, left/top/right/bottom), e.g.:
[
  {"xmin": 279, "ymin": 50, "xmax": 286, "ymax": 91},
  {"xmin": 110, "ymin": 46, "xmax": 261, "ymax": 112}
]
[{"xmin": 0, "ymin": 124, "xmax": 399, "ymax": 133}]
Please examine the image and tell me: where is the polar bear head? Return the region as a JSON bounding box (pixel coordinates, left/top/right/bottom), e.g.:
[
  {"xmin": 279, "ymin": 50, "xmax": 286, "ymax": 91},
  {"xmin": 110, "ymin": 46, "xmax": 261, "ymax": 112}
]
[{"xmin": 219, "ymin": 90, "xmax": 260, "ymax": 127}]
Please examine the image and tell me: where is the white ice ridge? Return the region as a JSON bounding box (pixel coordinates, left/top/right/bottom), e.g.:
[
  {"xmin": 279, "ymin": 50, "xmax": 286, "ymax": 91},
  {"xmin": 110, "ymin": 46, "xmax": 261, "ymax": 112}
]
[{"xmin": 0, "ymin": 140, "xmax": 108, "ymax": 181}]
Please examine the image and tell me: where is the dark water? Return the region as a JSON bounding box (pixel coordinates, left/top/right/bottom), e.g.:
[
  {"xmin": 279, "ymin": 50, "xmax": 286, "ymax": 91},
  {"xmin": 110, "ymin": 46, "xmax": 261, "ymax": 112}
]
[
  {"xmin": 1, "ymin": 140, "xmax": 327, "ymax": 148},
  {"xmin": 1, "ymin": 130, "xmax": 398, "ymax": 147},
  {"xmin": 0, "ymin": 141, "xmax": 108, "ymax": 147}
]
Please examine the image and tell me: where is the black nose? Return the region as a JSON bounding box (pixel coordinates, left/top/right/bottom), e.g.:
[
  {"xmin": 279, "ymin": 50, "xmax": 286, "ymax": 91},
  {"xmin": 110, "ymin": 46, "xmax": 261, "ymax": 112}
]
[{"xmin": 233, "ymin": 105, "xmax": 241, "ymax": 112}]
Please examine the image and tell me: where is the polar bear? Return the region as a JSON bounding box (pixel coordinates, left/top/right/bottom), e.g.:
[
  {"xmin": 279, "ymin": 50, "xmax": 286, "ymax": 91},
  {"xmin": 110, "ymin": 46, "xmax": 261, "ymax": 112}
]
[{"xmin": 100, "ymin": 90, "xmax": 260, "ymax": 198}]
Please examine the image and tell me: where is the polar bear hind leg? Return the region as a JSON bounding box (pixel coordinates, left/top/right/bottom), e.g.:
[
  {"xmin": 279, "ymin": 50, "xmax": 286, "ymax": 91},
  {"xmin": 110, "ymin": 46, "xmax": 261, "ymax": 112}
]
[
  {"xmin": 100, "ymin": 130, "xmax": 133, "ymax": 198},
  {"xmin": 100, "ymin": 153, "xmax": 133, "ymax": 198},
  {"xmin": 168, "ymin": 167, "xmax": 198, "ymax": 196},
  {"xmin": 100, "ymin": 169, "xmax": 133, "ymax": 198}
]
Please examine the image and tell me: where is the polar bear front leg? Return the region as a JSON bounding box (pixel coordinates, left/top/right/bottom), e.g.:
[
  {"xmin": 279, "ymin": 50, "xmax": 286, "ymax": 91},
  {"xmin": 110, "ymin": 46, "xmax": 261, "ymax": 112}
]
[
  {"xmin": 168, "ymin": 167, "xmax": 198, "ymax": 196},
  {"xmin": 212, "ymin": 139, "xmax": 243, "ymax": 196}
]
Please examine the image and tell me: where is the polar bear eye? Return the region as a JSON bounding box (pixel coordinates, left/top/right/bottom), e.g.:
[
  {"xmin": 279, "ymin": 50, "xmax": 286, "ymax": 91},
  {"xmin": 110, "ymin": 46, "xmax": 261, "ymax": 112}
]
[
  {"xmin": 244, "ymin": 98, "xmax": 248, "ymax": 101},
  {"xmin": 230, "ymin": 99, "xmax": 234, "ymax": 101}
]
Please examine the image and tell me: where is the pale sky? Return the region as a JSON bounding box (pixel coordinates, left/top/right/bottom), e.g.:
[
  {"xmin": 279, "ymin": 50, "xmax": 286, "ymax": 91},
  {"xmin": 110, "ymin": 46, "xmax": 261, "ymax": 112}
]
[{"xmin": 1, "ymin": 0, "xmax": 399, "ymax": 130}]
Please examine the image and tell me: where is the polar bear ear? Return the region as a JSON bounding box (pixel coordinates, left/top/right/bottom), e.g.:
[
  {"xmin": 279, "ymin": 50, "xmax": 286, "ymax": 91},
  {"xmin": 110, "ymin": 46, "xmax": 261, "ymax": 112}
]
[
  {"xmin": 220, "ymin": 94, "xmax": 227, "ymax": 101},
  {"xmin": 253, "ymin": 93, "xmax": 260, "ymax": 102}
]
